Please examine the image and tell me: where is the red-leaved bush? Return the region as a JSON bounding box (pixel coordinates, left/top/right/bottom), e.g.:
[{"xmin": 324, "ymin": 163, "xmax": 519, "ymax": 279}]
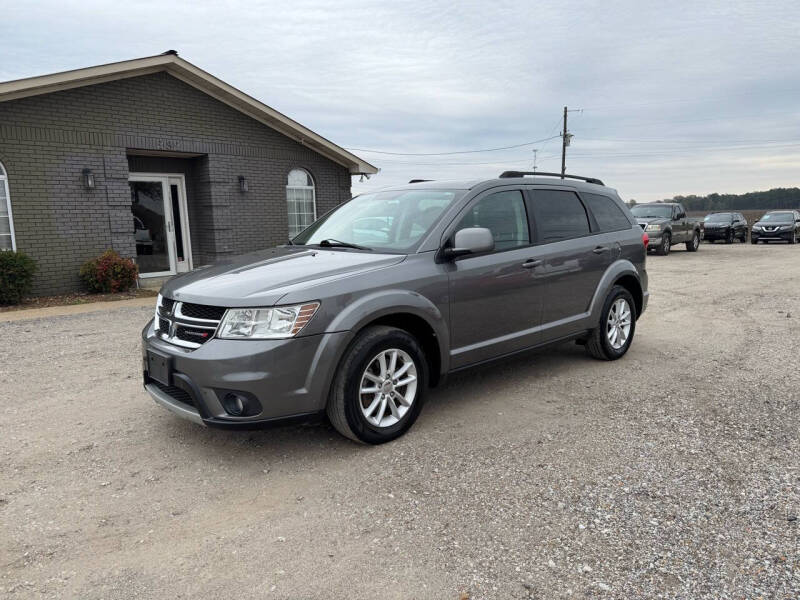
[{"xmin": 79, "ymin": 250, "xmax": 139, "ymax": 293}]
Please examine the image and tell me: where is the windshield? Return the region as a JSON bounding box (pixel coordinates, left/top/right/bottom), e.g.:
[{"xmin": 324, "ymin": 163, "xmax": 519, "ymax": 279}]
[
  {"xmin": 292, "ymin": 189, "xmax": 464, "ymax": 252},
  {"xmin": 705, "ymin": 213, "xmax": 732, "ymax": 223},
  {"xmin": 631, "ymin": 204, "xmax": 672, "ymax": 219},
  {"xmin": 761, "ymin": 212, "xmax": 794, "ymax": 223}
]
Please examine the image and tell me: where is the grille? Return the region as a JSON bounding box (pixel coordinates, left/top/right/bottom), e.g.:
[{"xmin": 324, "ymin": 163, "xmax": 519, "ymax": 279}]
[
  {"xmin": 158, "ymin": 317, "xmax": 170, "ymax": 332},
  {"xmin": 180, "ymin": 302, "xmax": 226, "ymax": 321},
  {"xmin": 149, "ymin": 379, "xmax": 194, "ymax": 406},
  {"xmin": 175, "ymin": 325, "xmax": 214, "ymax": 344},
  {"xmin": 160, "ymin": 297, "xmax": 176, "ymax": 313}
]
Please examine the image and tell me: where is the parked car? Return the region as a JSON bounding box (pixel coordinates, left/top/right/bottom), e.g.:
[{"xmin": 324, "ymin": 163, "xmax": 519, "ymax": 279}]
[
  {"xmin": 630, "ymin": 202, "xmax": 702, "ymax": 255},
  {"xmin": 142, "ymin": 171, "xmax": 649, "ymax": 444},
  {"xmin": 751, "ymin": 210, "xmax": 800, "ymax": 244},
  {"xmin": 703, "ymin": 212, "xmax": 748, "ymax": 243}
]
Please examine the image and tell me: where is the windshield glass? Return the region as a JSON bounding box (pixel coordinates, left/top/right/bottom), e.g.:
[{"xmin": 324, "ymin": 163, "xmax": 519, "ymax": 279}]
[
  {"xmin": 631, "ymin": 204, "xmax": 672, "ymax": 219},
  {"xmin": 761, "ymin": 212, "xmax": 793, "ymax": 222},
  {"xmin": 705, "ymin": 213, "xmax": 732, "ymax": 223},
  {"xmin": 292, "ymin": 188, "xmax": 464, "ymax": 252}
]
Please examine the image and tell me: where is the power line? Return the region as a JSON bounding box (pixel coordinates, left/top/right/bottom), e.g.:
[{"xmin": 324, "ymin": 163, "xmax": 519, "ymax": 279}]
[{"xmin": 344, "ymin": 135, "xmax": 560, "ymax": 156}]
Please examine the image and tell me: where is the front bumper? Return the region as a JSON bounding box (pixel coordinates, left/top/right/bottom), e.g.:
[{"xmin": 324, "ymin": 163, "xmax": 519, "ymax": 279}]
[
  {"xmin": 645, "ymin": 232, "xmax": 663, "ymax": 249},
  {"xmin": 751, "ymin": 230, "xmax": 793, "ymax": 242},
  {"xmin": 703, "ymin": 228, "xmax": 731, "ymax": 240},
  {"xmin": 141, "ymin": 319, "xmax": 350, "ymax": 428}
]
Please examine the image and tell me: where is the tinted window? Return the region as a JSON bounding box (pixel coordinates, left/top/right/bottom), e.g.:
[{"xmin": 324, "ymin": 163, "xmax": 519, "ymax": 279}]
[
  {"xmin": 531, "ymin": 190, "xmax": 591, "ymax": 242},
  {"xmin": 582, "ymin": 193, "xmax": 631, "ymax": 232},
  {"xmin": 455, "ymin": 190, "xmax": 529, "ymax": 250}
]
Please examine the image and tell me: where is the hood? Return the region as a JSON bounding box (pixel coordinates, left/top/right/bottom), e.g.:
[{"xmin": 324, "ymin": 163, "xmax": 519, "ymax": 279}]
[
  {"xmin": 636, "ymin": 217, "xmax": 669, "ymax": 226},
  {"xmin": 161, "ymin": 246, "xmax": 406, "ymax": 306},
  {"xmin": 755, "ymin": 220, "xmax": 791, "ymax": 227}
]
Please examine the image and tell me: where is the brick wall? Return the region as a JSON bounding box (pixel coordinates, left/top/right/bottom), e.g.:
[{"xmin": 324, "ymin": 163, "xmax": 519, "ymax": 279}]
[{"xmin": 0, "ymin": 72, "xmax": 353, "ymax": 294}]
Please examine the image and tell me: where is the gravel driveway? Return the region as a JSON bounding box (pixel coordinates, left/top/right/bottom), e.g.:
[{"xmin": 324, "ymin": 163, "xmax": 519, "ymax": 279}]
[{"xmin": 1, "ymin": 243, "xmax": 798, "ymax": 599}]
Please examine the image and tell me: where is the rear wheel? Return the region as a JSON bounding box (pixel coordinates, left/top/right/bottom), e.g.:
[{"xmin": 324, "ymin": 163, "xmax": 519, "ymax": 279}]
[
  {"xmin": 656, "ymin": 233, "xmax": 671, "ymax": 255},
  {"xmin": 327, "ymin": 326, "xmax": 427, "ymax": 444},
  {"xmin": 586, "ymin": 286, "xmax": 636, "ymax": 361},
  {"xmin": 685, "ymin": 231, "xmax": 700, "ymax": 252}
]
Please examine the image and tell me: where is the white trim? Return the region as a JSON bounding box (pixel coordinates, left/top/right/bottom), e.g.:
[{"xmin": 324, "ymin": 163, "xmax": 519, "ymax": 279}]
[
  {"xmin": 286, "ymin": 168, "xmax": 317, "ymax": 238},
  {"xmin": 128, "ymin": 173, "xmax": 192, "ymax": 278},
  {"xmin": 0, "ymin": 161, "xmax": 16, "ymax": 252},
  {"xmin": 0, "ymin": 53, "xmax": 378, "ymax": 175}
]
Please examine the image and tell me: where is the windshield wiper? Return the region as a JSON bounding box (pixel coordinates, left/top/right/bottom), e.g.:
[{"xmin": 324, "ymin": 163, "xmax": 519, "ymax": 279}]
[{"xmin": 318, "ymin": 238, "xmax": 372, "ymax": 251}]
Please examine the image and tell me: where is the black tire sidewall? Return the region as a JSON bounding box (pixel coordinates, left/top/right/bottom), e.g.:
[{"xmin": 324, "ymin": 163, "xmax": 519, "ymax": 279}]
[
  {"xmin": 598, "ymin": 286, "xmax": 636, "ymax": 360},
  {"xmin": 341, "ymin": 330, "xmax": 427, "ymax": 444}
]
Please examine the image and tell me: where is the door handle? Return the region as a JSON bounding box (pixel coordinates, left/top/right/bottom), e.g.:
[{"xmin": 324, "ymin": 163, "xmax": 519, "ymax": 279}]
[
  {"xmin": 522, "ymin": 258, "xmax": 542, "ymax": 268},
  {"xmin": 592, "ymin": 246, "xmax": 609, "ymax": 254}
]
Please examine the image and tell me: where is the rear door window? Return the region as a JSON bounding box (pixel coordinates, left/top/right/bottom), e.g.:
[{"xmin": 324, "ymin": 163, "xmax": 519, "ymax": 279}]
[
  {"xmin": 530, "ymin": 190, "xmax": 591, "ymax": 243},
  {"xmin": 582, "ymin": 193, "xmax": 631, "ymax": 232}
]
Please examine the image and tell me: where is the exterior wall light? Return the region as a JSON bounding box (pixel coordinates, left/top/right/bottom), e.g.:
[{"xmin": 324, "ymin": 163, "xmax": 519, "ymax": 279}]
[
  {"xmin": 239, "ymin": 176, "xmax": 248, "ymax": 193},
  {"xmin": 82, "ymin": 168, "xmax": 95, "ymax": 189}
]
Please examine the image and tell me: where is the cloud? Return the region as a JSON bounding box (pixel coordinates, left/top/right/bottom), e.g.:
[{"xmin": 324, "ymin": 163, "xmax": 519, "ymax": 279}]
[{"xmin": 1, "ymin": 0, "xmax": 799, "ymax": 200}]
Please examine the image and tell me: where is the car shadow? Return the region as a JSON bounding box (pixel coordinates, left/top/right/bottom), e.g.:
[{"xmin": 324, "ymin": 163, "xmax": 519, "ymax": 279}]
[{"xmin": 149, "ymin": 341, "xmax": 589, "ymax": 459}]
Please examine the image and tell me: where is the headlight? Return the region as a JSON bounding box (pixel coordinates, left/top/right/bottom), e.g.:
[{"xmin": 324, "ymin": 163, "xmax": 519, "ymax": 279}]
[
  {"xmin": 645, "ymin": 223, "xmax": 662, "ymax": 232},
  {"xmin": 217, "ymin": 302, "xmax": 320, "ymax": 339},
  {"xmin": 752, "ymin": 225, "xmax": 761, "ymax": 231}
]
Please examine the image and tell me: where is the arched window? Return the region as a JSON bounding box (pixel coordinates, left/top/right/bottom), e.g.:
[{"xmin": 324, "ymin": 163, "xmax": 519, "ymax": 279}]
[
  {"xmin": 0, "ymin": 161, "xmax": 15, "ymax": 251},
  {"xmin": 286, "ymin": 168, "xmax": 316, "ymax": 238}
]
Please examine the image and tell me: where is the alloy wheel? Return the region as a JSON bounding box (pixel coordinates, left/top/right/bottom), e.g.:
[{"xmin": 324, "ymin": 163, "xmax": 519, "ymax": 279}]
[
  {"xmin": 359, "ymin": 349, "xmax": 418, "ymax": 428},
  {"xmin": 606, "ymin": 298, "xmax": 632, "ymax": 350}
]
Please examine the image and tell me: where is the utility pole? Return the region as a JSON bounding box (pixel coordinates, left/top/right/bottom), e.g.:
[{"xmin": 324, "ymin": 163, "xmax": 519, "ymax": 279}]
[
  {"xmin": 532, "ymin": 149, "xmax": 538, "ymax": 172},
  {"xmin": 561, "ymin": 106, "xmax": 568, "ymax": 177}
]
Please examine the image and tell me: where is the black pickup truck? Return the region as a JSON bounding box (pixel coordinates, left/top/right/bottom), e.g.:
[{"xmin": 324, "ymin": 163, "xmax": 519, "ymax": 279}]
[{"xmin": 630, "ymin": 202, "xmax": 703, "ymax": 255}]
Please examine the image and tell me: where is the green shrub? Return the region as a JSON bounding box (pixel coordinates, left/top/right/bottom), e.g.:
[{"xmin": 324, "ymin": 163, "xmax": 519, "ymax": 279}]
[
  {"xmin": 0, "ymin": 250, "xmax": 38, "ymax": 305},
  {"xmin": 80, "ymin": 250, "xmax": 138, "ymax": 293}
]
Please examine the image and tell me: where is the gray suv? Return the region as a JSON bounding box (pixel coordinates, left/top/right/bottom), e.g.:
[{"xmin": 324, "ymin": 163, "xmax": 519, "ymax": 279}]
[{"xmin": 142, "ymin": 171, "xmax": 649, "ymax": 444}]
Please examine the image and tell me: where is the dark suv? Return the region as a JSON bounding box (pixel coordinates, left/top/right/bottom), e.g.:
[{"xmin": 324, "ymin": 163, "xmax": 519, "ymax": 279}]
[
  {"xmin": 751, "ymin": 210, "xmax": 800, "ymax": 244},
  {"xmin": 703, "ymin": 212, "xmax": 748, "ymax": 243},
  {"xmin": 142, "ymin": 172, "xmax": 649, "ymax": 444}
]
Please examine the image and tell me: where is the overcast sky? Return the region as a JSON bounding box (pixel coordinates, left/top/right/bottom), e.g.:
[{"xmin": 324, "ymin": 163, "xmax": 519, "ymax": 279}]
[{"xmin": 2, "ymin": 0, "xmax": 799, "ymax": 201}]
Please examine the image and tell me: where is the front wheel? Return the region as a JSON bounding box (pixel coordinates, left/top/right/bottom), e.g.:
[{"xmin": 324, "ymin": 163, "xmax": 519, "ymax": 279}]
[
  {"xmin": 791, "ymin": 232, "xmax": 797, "ymax": 245},
  {"xmin": 586, "ymin": 286, "xmax": 636, "ymax": 360},
  {"xmin": 656, "ymin": 233, "xmax": 671, "ymax": 255},
  {"xmin": 327, "ymin": 326, "xmax": 427, "ymax": 444},
  {"xmin": 725, "ymin": 229, "xmax": 735, "ymax": 244},
  {"xmin": 686, "ymin": 231, "xmax": 700, "ymax": 252}
]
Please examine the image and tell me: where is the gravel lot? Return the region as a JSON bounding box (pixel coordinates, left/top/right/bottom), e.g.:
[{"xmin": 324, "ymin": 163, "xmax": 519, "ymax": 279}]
[{"xmin": 1, "ymin": 242, "xmax": 799, "ymax": 599}]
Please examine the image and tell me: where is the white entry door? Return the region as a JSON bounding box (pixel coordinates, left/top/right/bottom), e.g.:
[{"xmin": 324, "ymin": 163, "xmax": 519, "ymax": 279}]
[{"xmin": 129, "ymin": 174, "xmax": 192, "ymax": 277}]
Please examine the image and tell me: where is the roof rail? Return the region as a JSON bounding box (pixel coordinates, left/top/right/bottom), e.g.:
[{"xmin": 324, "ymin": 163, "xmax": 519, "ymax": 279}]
[
  {"xmin": 408, "ymin": 179, "xmax": 433, "ymax": 184},
  {"xmin": 498, "ymin": 171, "xmax": 604, "ymax": 186}
]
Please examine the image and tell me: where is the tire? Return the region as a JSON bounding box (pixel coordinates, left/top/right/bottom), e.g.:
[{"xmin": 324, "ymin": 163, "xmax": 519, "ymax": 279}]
[
  {"xmin": 685, "ymin": 231, "xmax": 700, "ymax": 252},
  {"xmin": 751, "ymin": 238, "xmax": 758, "ymax": 244},
  {"xmin": 586, "ymin": 285, "xmax": 636, "ymax": 361},
  {"xmin": 326, "ymin": 325, "xmax": 427, "ymax": 444},
  {"xmin": 791, "ymin": 232, "xmax": 797, "ymax": 245},
  {"xmin": 725, "ymin": 229, "xmax": 734, "ymax": 244},
  {"xmin": 656, "ymin": 233, "xmax": 671, "ymax": 255}
]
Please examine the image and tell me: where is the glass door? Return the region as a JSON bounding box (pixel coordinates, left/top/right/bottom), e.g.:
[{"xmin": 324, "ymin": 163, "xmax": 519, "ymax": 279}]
[{"xmin": 130, "ymin": 177, "xmax": 177, "ymax": 277}]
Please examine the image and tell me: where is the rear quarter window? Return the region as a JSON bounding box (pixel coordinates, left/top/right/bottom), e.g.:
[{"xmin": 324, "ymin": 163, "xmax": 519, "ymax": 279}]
[{"xmin": 581, "ymin": 193, "xmax": 631, "ymax": 232}]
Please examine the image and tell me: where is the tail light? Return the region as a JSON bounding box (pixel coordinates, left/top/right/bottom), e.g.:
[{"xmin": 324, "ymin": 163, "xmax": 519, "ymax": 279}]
[{"xmin": 642, "ymin": 232, "xmax": 649, "ymax": 248}]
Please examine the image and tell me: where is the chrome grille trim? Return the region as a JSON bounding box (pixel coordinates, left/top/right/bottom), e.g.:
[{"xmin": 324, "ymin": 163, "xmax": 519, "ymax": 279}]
[{"xmin": 156, "ymin": 298, "xmax": 225, "ymax": 349}]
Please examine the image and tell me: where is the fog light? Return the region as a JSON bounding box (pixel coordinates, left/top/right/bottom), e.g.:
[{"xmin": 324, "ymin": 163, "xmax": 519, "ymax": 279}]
[{"xmin": 222, "ymin": 393, "xmax": 246, "ymax": 416}]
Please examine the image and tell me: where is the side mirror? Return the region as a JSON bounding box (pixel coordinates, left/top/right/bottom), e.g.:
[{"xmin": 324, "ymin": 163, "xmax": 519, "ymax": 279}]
[{"xmin": 444, "ymin": 227, "xmax": 494, "ymax": 259}]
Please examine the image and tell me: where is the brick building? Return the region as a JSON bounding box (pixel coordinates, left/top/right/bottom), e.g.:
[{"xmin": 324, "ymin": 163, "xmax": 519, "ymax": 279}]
[{"xmin": 0, "ymin": 51, "xmax": 377, "ymax": 294}]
